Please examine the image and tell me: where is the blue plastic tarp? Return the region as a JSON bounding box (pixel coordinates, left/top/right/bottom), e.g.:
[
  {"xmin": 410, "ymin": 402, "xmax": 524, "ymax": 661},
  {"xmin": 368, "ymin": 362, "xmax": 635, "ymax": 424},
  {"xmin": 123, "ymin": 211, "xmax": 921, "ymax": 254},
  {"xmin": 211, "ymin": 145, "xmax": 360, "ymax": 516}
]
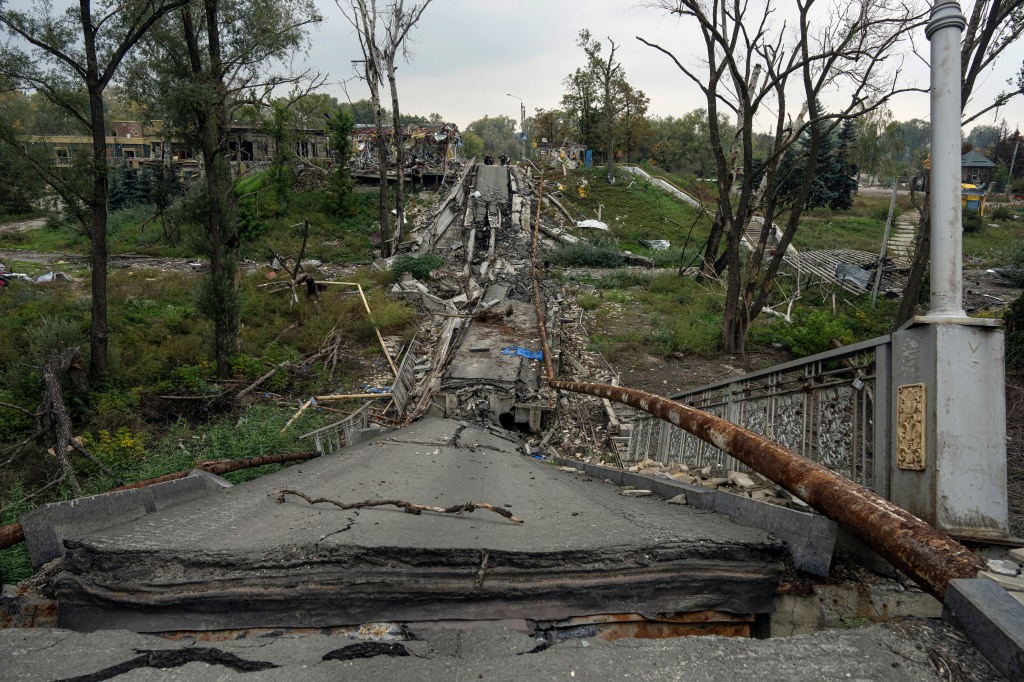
[{"xmin": 502, "ymin": 346, "xmax": 543, "ymax": 361}]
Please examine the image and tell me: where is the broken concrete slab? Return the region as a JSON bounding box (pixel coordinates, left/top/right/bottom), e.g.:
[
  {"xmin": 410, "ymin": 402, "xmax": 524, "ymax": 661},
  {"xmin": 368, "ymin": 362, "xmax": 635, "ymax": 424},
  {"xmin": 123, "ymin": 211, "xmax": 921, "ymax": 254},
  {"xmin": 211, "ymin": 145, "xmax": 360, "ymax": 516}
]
[
  {"xmin": 943, "ymin": 578, "xmax": 1024, "ymax": 681},
  {"xmin": 558, "ymin": 459, "xmax": 836, "ymax": 577},
  {"xmin": 20, "ymin": 473, "xmax": 230, "ymax": 568},
  {"xmin": 54, "ymin": 419, "xmax": 784, "ymax": 633}
]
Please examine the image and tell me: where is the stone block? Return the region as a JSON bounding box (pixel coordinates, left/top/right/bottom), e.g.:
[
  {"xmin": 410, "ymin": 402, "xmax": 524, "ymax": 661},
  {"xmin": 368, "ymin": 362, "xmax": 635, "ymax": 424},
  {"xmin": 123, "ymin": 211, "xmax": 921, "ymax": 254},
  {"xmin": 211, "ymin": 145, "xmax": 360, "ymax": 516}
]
[
  {"xmin": 943, "ymin": 578, "xmax": 1024, "ymax": 681},
  {"xmin": 978, "ymin": 570, "xmax": 1024, "ymax": 592},
  {"xmin": 347, "ymin": 426, "xmax": 386, "ymax": 446},
  {"xmin": 147, "ymin": 476, "xmax": 219, "ymax": 511},
  {"xmin": 20, "ymin": 491, "xmax": 155, "ymax": 568}
]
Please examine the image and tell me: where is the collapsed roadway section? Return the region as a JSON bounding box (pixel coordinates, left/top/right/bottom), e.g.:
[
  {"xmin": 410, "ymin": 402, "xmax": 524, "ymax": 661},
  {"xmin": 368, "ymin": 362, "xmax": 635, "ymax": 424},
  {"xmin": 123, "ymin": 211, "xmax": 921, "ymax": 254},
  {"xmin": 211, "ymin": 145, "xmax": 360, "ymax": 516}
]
[{"xmin": 53, "ymin": 418, "xmax": 784, "ymax": 634}]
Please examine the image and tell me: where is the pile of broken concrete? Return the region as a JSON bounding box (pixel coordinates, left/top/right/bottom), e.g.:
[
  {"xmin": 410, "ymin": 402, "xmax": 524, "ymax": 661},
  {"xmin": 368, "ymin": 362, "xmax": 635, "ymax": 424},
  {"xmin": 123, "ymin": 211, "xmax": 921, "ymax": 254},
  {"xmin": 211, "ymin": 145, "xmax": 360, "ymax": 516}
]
[{"xmin": 621, "ymin": 458, "xmax": 811, "ymax": 509}]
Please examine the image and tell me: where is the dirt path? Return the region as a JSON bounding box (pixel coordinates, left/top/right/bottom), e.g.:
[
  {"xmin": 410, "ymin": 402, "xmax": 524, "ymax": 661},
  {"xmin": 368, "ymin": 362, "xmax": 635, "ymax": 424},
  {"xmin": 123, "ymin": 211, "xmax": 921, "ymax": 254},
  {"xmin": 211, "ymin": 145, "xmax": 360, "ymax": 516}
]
[
  {"xmin": 0, "ymin": 249, "xmax": 213, "ymax": 273},
  {"xmin": 0, "ymin": 218, "xmax": 46, "ymax": 233}
]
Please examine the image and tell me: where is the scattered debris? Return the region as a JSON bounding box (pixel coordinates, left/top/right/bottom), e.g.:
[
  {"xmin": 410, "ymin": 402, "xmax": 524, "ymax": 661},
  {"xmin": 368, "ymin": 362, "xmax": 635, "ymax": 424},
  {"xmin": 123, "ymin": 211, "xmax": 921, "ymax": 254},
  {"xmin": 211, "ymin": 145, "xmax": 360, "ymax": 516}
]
[{"xmin": 640, "ymin": 239, "xmax": 671, "ymax": 251}]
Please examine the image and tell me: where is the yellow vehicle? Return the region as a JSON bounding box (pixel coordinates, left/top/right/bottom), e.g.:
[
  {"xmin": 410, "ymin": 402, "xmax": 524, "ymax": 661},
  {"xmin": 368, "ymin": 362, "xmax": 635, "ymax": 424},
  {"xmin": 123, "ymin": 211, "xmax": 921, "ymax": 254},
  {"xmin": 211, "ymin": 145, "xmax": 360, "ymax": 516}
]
[{"xmin": 962, "ymin": 183, "xmax": 987, "ymax": 217}]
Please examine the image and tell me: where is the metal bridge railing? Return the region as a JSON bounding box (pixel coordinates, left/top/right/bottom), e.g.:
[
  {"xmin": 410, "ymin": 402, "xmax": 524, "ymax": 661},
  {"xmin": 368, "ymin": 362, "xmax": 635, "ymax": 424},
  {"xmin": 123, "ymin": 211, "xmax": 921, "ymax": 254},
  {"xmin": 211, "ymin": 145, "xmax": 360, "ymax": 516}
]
[
  {"xmin": 299, "ymin": 401, "xmax": 374, "ymax": 456},
  {"xmin": 628, "ymin": 335, "xmax": 891, "ymax": 494}
]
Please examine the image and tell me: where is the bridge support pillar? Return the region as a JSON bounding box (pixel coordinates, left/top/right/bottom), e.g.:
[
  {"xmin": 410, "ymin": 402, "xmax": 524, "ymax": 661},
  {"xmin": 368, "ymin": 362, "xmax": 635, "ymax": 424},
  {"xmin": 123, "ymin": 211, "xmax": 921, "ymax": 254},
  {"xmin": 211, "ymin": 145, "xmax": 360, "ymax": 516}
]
[{"xmin": 890, "ymin": 320, "xmax": 1008, "ymax": 538}]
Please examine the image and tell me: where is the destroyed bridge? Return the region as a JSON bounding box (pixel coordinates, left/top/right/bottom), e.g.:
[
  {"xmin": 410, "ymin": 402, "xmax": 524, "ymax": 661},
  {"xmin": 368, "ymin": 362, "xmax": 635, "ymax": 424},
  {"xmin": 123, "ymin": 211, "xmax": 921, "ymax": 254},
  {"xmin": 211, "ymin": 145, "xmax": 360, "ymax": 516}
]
[
  {"xmin": 2, "ymin": 156, "xmax": 1022, "ymax": 680},
  {"xmin": 3, "ymin": 7, "xmax": 1024, "ymax": 674}
]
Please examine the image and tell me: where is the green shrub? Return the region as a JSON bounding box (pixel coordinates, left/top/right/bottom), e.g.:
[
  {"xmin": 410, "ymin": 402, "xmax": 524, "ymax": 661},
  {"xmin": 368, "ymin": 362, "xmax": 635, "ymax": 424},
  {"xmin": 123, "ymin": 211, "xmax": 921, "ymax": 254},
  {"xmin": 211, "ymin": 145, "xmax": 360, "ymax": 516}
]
[
  {"xmin": 962, "ymin": 212, "xmax": 983, "ymax": 234},
  {"xmin": 870, "ymin": 203, "xmax": 900, "ymax": 223},
  {"xmin": 551, "ymin": 244, "xmax": 625, "ymax": 268},
  {"xmin": 991, "ymin": 204, "xmax": 1016, "ymax": 221},
  {"xmin": 0, "ymin": 481, "xmax": 33, "ymax": 584},
  {"xmin": 391, "ymin": 253, "xmax": 443, "ymax": 280},
  {"xmin": 577, "ymin": 294, "xmax": 601, "ymax": 311},
  {"xmin": 770, "ymin": 309, "xmax": 854, "ymax": 357},
  {"xmin": 1003, "ymin": 241, "xmax": 1024, "ymax": 288},
  {"xmin": 649, "ymin": 314, "xmax": 721, "ymax": 357},
  {"xmin": 1005, "ymin": 294, "xmax": 1024, "ymax": 369}
]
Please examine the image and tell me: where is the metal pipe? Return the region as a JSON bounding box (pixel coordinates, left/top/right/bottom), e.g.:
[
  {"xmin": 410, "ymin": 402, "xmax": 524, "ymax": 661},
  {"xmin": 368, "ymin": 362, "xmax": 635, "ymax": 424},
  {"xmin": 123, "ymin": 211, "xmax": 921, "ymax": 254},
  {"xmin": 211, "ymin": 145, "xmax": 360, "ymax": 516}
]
[
  {"xmin": 925, "ymin": 0, "xmax": 967, "ymax": 319},
  {"xmin": 527, "ymin": 168, "xmax": 982, "ymax": 601},
  {"xmin": 548, "ymin": 380, "xmax": 983, "ymax": 601},
  {"xmin": 531, "ymin": 169, "xmax": 556, "ymax": 384}
]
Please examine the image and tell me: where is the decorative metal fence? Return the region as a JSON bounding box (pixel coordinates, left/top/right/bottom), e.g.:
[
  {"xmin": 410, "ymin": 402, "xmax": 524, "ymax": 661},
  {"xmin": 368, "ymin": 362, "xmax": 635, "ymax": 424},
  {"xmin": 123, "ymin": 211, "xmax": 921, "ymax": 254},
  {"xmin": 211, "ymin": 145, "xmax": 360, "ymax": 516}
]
[
  {"xmin": 627, "ymin": 336, "xmax": 891, "ymax": 493},
  {"xmin": 299, "ymin": 401, "xmax": 374, "ymax": 456}
]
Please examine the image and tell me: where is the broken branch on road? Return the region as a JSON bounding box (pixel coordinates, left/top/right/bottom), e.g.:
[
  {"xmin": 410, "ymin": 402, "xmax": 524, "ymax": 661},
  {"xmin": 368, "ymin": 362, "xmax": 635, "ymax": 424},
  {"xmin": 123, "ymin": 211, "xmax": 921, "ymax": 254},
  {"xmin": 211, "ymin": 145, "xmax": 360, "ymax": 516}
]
[{"xmin": 274, "ymin": 489, "xmax": 524, "ymax": 523}]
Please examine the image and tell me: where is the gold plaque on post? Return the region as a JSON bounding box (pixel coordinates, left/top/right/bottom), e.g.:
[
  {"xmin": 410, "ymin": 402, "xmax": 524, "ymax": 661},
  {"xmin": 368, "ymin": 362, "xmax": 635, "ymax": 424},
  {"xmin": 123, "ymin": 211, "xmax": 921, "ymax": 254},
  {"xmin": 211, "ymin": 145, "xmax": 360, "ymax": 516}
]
[{"xmin": 897, "ymin": 383, "xmax": 927, "ymax": 471}]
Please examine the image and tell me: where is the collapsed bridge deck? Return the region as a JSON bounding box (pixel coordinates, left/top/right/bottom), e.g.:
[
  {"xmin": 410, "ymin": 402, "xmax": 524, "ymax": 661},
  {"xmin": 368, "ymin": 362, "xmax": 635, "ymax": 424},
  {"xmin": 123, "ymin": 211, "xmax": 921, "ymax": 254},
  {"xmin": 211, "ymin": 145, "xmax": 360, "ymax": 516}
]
[{"xmin": 54, "ymin": 419, "xmax": 784, "ymax": 633}]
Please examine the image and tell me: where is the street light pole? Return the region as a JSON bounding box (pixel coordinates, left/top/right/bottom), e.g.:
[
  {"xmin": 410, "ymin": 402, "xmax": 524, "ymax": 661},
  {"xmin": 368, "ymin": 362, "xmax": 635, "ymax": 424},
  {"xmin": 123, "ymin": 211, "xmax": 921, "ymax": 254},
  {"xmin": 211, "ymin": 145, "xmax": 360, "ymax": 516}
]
[
  {"xmin": 1007, "ymin": 130, "xmax": 1020, "ymax": 199},
  {"xmin": 925, "ymin": 0, "xmax": 967, "ymax": 320},
  {"xmin": 507, "ymin": 93, "xmax": 526, "ymax": 160}
]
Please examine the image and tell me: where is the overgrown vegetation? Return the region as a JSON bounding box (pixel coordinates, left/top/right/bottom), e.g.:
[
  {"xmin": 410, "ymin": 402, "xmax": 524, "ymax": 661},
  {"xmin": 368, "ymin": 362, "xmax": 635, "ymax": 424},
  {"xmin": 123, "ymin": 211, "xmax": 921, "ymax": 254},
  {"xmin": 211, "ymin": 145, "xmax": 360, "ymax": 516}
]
[
  {"xmin": 0, "ymin": 164, "xmax": 420, "ymax": 584},
  {"xmin": 391, "ymin": 253, "xmax": 444, "ymax": 280}
]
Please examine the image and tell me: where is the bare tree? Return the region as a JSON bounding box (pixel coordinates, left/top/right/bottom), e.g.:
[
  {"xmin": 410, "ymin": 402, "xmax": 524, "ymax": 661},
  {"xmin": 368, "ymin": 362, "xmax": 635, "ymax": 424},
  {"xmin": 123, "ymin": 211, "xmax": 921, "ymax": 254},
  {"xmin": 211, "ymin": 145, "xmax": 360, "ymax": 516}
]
[
  {"xmin": 0, "ymin": 0, "xmax": 190, "ymax": 384},
  {"xmin": 382, "ymin": 0, "xmax": 433, "ymax": 248},
  {"xmin": 640, "ymin": 0, "xmax": 925, "ymax": 353},
  {"xmin": 340, "ymin": 0, "xmax": 432, "ymax": 256},
  {"xmin": 579, "ymin": 30, "xmax": 625, "ymax": 174},
  {"xmin": 896, "ymin": 0, "xmax": 1024, "ymax": 328}
]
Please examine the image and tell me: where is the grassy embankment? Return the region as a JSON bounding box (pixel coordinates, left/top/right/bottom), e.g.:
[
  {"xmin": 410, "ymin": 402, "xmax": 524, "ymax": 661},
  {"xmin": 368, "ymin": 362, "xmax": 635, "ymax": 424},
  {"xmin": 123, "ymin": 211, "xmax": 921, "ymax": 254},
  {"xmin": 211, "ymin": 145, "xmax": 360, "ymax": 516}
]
[{"xmin": 546, "ymin": 165, "xmax": 1024, "ymax": 365}]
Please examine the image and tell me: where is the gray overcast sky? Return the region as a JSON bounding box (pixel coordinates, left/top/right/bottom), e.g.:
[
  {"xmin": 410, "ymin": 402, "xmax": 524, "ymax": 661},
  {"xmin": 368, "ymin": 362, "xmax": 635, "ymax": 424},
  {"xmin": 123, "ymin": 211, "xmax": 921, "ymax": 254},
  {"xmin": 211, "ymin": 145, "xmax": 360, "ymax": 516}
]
[
  {"xmin": 309, "ymin": 0, "xmax": 1024, "ymax": 134},
  {"xmin": 7, "ymin": 0, "xmax": 1024, "ymax": 132}
]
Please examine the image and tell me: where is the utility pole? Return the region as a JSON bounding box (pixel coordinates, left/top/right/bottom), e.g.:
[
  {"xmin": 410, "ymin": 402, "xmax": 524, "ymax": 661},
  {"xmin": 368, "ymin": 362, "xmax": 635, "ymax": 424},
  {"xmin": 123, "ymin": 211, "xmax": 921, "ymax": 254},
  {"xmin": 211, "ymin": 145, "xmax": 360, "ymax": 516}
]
[
  {"xmin": 1007, "ymin": 130, "xmax": 1020, "ymax": 198},
  {"xmin": 507, "ymin": 93, "xmax": 526, "ymax": 160}
]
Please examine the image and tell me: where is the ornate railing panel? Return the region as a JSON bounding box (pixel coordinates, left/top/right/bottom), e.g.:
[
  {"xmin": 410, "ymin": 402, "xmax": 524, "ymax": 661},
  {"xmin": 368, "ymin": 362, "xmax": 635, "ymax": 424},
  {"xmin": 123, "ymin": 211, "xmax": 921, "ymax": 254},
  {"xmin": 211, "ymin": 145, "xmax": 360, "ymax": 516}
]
[{"xmin": 628, "ymin": 336, "xmax": 891, "ymax": 492}]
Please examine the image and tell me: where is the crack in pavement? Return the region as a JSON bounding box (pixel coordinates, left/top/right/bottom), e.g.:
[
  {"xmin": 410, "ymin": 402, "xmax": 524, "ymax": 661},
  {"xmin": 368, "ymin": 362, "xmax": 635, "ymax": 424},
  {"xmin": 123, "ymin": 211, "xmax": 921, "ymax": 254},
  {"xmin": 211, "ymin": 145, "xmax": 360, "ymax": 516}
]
[
  {"xmin": 316, "ymin": 510, "xmax": 360, "ymax": 545},
  {"xmin": 321, "ymin": 641, "xmax": 412, "ymax": 662},
  {"xmin": 56, "ymin": 647, "xmax": 278, "ymax": 681}
]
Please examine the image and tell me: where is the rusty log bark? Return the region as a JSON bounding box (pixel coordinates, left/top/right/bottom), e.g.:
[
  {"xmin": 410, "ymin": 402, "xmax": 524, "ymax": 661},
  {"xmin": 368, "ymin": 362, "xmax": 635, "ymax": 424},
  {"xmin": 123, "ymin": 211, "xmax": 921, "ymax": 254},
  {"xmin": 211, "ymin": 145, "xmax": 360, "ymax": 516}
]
[
  {"xmin": 549, "ymin": 380, "xmax": 983, "ymax": 601},
  {"xmin": 0, "ymin": 522, "xmax": 25, "ymax": 550},
  {"xmin": 529, "ymin": 180, "xmax": 982, "ymax": 601},
  {"xmin": 196, "ymin": 451, "xmax": 318, "ymax": 474}
]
